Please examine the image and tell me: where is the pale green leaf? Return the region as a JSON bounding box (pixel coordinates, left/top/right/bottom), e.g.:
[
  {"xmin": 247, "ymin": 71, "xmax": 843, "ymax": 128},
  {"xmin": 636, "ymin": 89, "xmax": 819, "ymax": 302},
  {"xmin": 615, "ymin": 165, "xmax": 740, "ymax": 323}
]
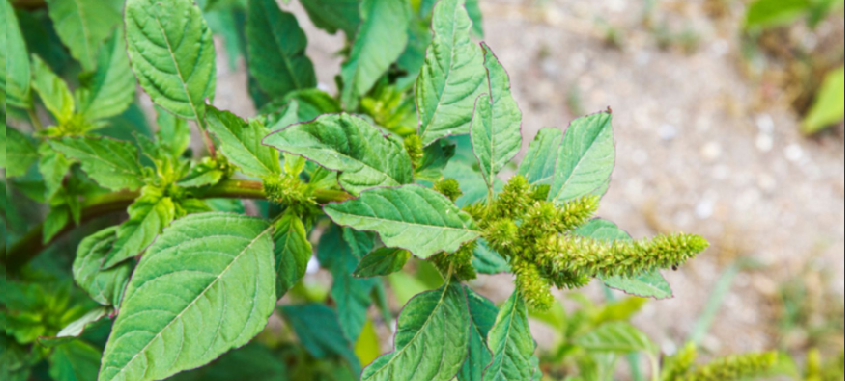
[
  {"xmin": 803, "ymin": 67, "xmax": 844, "ymax": 134},
  {"xmin": 247, "ymin": 0, "xmax": 316, "ymax": 99},
  {"xmin": 49, "ymin": 136, "xmax": 145, "ymax": 191},
  {"xmin": 77, "ymin": 29, "xmax": 135, "ymax": 122},
  {"xmin": 299, "ymin": 0, "xmax": 360, "ymax": 40},
  {"xmin": 471, "ymin": 43, "xmax": 522, "ymax": 190},
  {"xmin": 103, "ymin": 195, "xmax": 176, "ymax": 268},
  {"xmin": 205, "ymin": 105, "xmax": 280, "ymax": 177},
  {"xmin": 177, "ymin": 158, "xmax": 225, "ymax": 188},
  {"xmin": 156, "ymin": 105, "xmax": 191, "ymax": 157},
  {"xmin": 355, "ymin": 319, "xmax": 382, "ymax": 369},
  {"xmin": 575, "ymin": 322, "xmax": 658, "ymax": 356},
  {"xmin": 268, "ymin": 100, "xmax": 300, "ymax": 132},
  {"xmin": 549, "ymin": 111, "xmax": 615, "ymax": 202},
  {"xmin": 484, "ymin": 290, "xmax": 536, "ymax": 381},
  {"xmin": 263, "ymin": 113, "xmax": 413, "ymax": 196},
  {"xmin": 125, "ymin": 0, "xmax": 217, "ymax": 121},
  {"xmin": 99, "ymin": 213, "xmax": 276, "ymax": 381},
  {"xmin": 2, "ymin": 1, "xmax": 32, "ymax": 108},
  {"xmin": 39, "ymin": 306, "xmax": 112, "ymax": 348},
  {"xmin": 459, "ymin": 286, "xmax": 499, "ymax": 381},
  {"xmin": 744, "ymin": 0, "xmax": 810, "ymax": 29},
  {"xmin": 361, "ymin": 281, "xmax": 471, "ymax": 381},
  {"xmin": 354, "ymin": 248, "xmax": 411, "ymax": 278},
  {"xmin": 472, "ymin": 239, "xmax": 510, "ymax": 274},
  {"xmin": 47, "ymin": 0, "xmax": 124, "ymax": 71},
  {"xmin": 416, "ymin": 0, "xmax": 487, "ymax": 146},
  {"xmin": 49, "ymin": 340, "xmax": 102, "ymax": 381},
  {"xmin": 518, "ymin": 128, "xmax": 561, "ymax": 187},
  {"xmin": 31, "ymin": 55, "xmax": 75, "ymax": 123},
  {"xmin": 280, "ymin": 304, "xmax": 360, "ymax": 372},
  {"xmin": 273, "ymin": 210, "xmax": 312, "ymax": 298},
  {"xmin": 324, "ymin": 185, "xmax": 480, "ymax": 259},
  {"xmin": 443, "ymin": 159, "xmax": 500, "ymax": 206},
  {"xmin": 73, "ymin": 227, "xmax": 132, "ymax": 306},
  {"xmin": 4, "ymin": 127, "xmax": 38, "ymax": 178}
]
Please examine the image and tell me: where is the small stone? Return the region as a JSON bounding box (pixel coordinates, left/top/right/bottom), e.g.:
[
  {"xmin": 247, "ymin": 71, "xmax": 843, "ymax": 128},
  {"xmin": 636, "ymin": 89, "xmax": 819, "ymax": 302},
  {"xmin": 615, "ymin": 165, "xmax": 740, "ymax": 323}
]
[
  {"xmin": 659, "ymin": 124, "xmax": 677, "ymax": 141},
  {"xmin": 756, "ymin": 114, "xmax": 774, "ymax": 132},
  {"xmin": 696, "ymin": 199, "xmax": 715, "ymax": 219},
  {"xmin": 784, "ymin": 144, "xmax": 804, "ymax": 162},
  {"xmin": 755, "ymin": 133, "xmax": 773, "ymax": 152},
  {"xmin": 701, "ymin": 142, "xmax": 722, "ymax": 161}
]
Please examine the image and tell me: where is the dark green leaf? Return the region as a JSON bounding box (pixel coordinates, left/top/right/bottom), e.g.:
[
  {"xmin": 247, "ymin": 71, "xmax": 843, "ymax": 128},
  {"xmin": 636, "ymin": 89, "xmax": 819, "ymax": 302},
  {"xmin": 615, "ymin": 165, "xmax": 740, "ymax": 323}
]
[
  {"xmin": 472, "ymin": 239, "xmax": 510, "ymax": 274},
  {"xmin": 484, "ymin": 290, "xmax": 536, "ymax": 381},
  {"xmin": 46, "ymin": 0, "xmax": 124, "ymax": 71},
  {"xmin": 4, "ymin": 126, "xmax": 38, "ymax": 178},
  {"xmin": 280, "ymin": 304, "xmax": 360, "ymax": 372},
  {"xmin": 458, "ymin": 286, "xmax": 499, "ymax": 381},
  {"xmin": 38, "ymin": 306, "xmax": 112, "ymax": 347},
  {"xmin": 517, "ymin": 128, "xmax": 561, "ymax": 187},
  {"xmin": 273, "ymin": 210, "xmax": 312, "ymax": 298},
  {"xmin": 77, "ymin": 29, "xmax": 135, "ymax": 122},
  {"xmin": 73, "ymin": 227, "xmax": 132, "ymax": 306},
  {"xmin": 416, "ymin": 140, "xmax": 456, "ymax": 182},
  {"xmin": 299, "ymin": 0, "xmax": 360, "ymax": 40},
  {"xmin": 166, "ymin": 343, "xmax": 288, "ymax": 381},
  {"xmin": 354, "ymin": 248, "xmax": 411, "ymax": 278},
  {"xmin": 48, "ymin": 340, "xmax": 103, "ymax": 381}
]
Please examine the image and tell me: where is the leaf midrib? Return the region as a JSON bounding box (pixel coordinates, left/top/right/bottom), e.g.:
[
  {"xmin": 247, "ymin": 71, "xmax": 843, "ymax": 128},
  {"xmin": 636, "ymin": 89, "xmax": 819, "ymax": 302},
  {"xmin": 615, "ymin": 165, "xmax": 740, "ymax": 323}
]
[
  {"xmin": 551, "ymin": 121, "xmax": 610, "ymax": 200},
  {"xmin": 152, "ymin": 7, "xmax": 205, "ymax": 124}
]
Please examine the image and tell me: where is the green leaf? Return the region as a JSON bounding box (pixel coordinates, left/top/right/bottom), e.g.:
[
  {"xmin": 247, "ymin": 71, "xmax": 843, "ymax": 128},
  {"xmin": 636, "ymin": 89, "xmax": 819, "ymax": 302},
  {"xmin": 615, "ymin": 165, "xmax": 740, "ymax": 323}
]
[
  {"xmin": 4, "ymin": 126, "xmax": 38, "ymax": 178},
  {"xmin": 31, "ymin": 55, "xmax": 75, "ymax": 123},
  {"xmin": 2, "ymin": 1, "xmax": 32, "ymax": 109},
  {"xmin": 103, "ymin": 194, "xmax": 176, "ymax": 269},
  {"xmin": 340, "ymin": 0, "xmax": 412, "ymax": 108},
  {"xmin": 518, "ymin": 128, "xmax": 561, "ymax": 187},
  {"xmin": 361, "ymin": 281, "xmax": 471, "ymax": 381},
  {"xmin": 354, "ymin": 248, "xmax": 411, "ymax": 278},
  {"xmin": 247, "ymin": 0, "xmax": 316, "ymax": 99},
  {"xmin": 39, "ymin": 306, "xmax": 112, "ymax": 348},
  {"xmin": 472, "ymin": 239, "xmax": 511, "ymax": 274},
  {"xmin": 178, "ymin": 158, "xmax": 225, "ymax": 188},
  {"xmin": 574, "ymin": 322, "xmax": 657, "ymax": 356},
  {"xmin": 156, "ymin": 105, "xmax": 191, "ymax": 157},
  {"xmin": 459, "ymin": 286, "xmax": 499, "ymax": 381},
  {"xmin": 803, "ymin": 67, "xmax": 844, "ymax": 134},
  {"xmin": 416, "ymin": 0, "xmax": 487, "ymax": 146},
  {"xmin": 744, "ymin": 0, "xmax": 810, "ymax": 29},
  {"xmin": 205, "ymin": 105, "xmax": 280, "ymax": 177},
  {"xmin": 166, "ymin": 343, "xmax": 288, "ymax": 381},
  {"xmin": 280, "ymin": 304, "xmax": 360, "ymax": 372},
  {"xmin": 38, "ymin": 143, "xmax": 73, "ymax": 200},
  {"xmin": 73, "ymin": 227, "xmax": 132, "ymax": 306},
  {"xmin": 125, "ymin": 0, "xmax": 217, "ymax": 121},
  {"xmin": 44, "ymin": 204, "xmax": 72, "ymax": 243},
  {"xmin": 549, "ymin": 111, "xmax": 615, "ymax": 202},
  {"xmin": 0, "ymin": 336, "xmax": 33, "ymax": 381},
  {"xmin": 471, "ymin": 43, "xmax": 523, "ymax": 190},
  {"xmin": 76, "ymin": 29, "xmax": 135, "ymax": 122},
  {"xmin": 273, "ymin": 210, "xmax": 312, "ymax": 298},
  {"xmin": 465, "ymin": 0, "xmax": 484, "ymax": 38},
  {"xmin": 99, "ymin": 212, "xmax": 276, "ymax": 381},
  {"xmin": 443, "ymin": 159, "xmax": 501, "ymax": 206},
  {"xmin": 49, "ymin": 137, "xmax": 145, "ymax": 191},
  {"xmin": 263, "ymin": 113, "xmax": 414, "ymax": 196},
  {"xmin": 299, "ymin": 0, "xmax": 360, "ymax": 40},
  {"xmin": 483, "ymin": 290, "xmax": 536, "ymax": 381},
  {"xmin": 324, "ymin": 185, "xmax": 480, "ymax": 258},
  {"xmin": 48, "ymin": 340, "xmax": 102, "ymax": 381},
  {"xmin": 355, "ymin": 319, "xmax": 382, "ymax": 369},
  {"xmin": 47, "ymin": 0, "xmax": 124, "ymax": 71},
  {"xmin": 416, "ymin": 140, "xmax": 456, "ymax": 182}
]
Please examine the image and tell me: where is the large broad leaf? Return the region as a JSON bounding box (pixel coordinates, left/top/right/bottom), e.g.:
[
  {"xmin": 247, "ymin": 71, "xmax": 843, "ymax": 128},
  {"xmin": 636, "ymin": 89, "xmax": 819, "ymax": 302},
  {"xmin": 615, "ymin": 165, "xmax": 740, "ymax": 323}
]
[
  {"xmin": 354, "ymin": 248, "xmax": 411, "ymax": 278},
  {"xmin": 167, "ymin": 344, "xmax": 287, "ymax": 381},
  {"xmin": 416, "ymin": 0, "xmax": 487, "ymax": 146},
  {"xmin": 272, "ymin": 210, "xmax": 312, "ymax": 299},
  {"xmin": 46, "ymin": 0, "xmax": 124, "ymax": 71},
  {"xmin": 263, "ymin": 113, "xmax": 413, "ymax": 196},
  {"xmin": 458, "ymin": 286, "xmax": 499, "ymax": 381},
  {"xmin": 323, "ymin": 185, "xmax": 480, "ymax": 259},
  {"xmin": 280, "ymin": 304, "xmax": 360, "ymax": 373},
  {"xmin": 517, "ymin": 128, "xmax": 561, "ymax": 187},
  {"xmin": 125, "ymin": 0, "xmax": 217, "ymax": 121},
  {"xmin": 2, "ymin": 1, "xmax": 32, "ymax": 108},
  {"xmin": 77, "ymin": 29, "xmax": 135, "ymax": 122},
  {"xmin": 103, "ymin": 195, "xmax": 176, "ymax": 268},
  {"xmin": 73, "ymin": 227, "xmax": 132, "ymax": 306},
  {"xmin": 470, "ymin": 43, "xmax": 522, "ymax": 190},
  {"xmin": 549, "ymin": 111, "xmax": 615, "ymax": 202},
  {"xmin": 299, "ymin": 0, "xmax": 359, "ymax": 40},
  {"xmin": 574, "ymin": 322, "xmax": 658, "ymax": 356},
  {"xmin": 31, "ymin": 55, "xmax": 75, "ymax": 123},
  {"xmin": 361, "ymin": 281, "xmax": 471, "ymax": 381},
  {"xmin": 803, "ymin": 67, "xmax": 844, "ymax": 134},
  {"xmin": 340, "ymin": 0, "xmax": 412, "ymax": 109},
  {"xmin": 247, "ymin": 0, "xmax": 315, "ymax": 99},
  {"xmin": 48, "ymin": 340, "xmax": 102, "ymax": 381},
  {"xmin": 483, "ymin": 290, "xmax": 536, "ymax": 381},
  {"xmin": 49, "ymin": 137, "xmax": 145, "ymax": 191},
  {"xmin": 99, "ymin": 213, "xmax": 276, "ymax": 381},
  {"xmin": 205, "ymin": 105, "xmax": 280, "ymax": 178},
  {"xmin": 4, "ymin": 126, "xmax": 38, "ymax": 178}
]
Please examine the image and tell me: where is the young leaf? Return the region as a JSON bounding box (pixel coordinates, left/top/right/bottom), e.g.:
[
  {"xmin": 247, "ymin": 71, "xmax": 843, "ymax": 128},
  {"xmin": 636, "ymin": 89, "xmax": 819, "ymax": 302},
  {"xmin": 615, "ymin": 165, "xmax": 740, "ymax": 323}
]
[
  {"xmin": 48, "ymin": 340, "xmax": 102, "ymax": 381},
  {"xmin": 205, "ymin": 105, "xmax": 280, "ymax": 177},
  {"xmin": 470, "ymin": 43, "xmax": 522, "ymax": 190},
  {"xmin": 416, "ymin": 0, "xmax": 487, "ymax": 146},
  {"xmin": 39, "ymin": 306, "xmax": 112, "ymax": 348},
  {"xmin": 324, "ymin": 185, "xmax": 480, "ymax": 258},
  {"xmin": 361, "ymin": 281, "xmax": 471, "ymax": 381},
  {"xmin": 73, "ymin": 227, "xmax": 132, "ymax": 306},
  {"xmin": 549, "ymin": 111, "xmax": 615, "ymax": 202},
  {"xmin": 125, "ymin": 0, "xmax": 217, "ymax": 121},
  {"xmin": 803, "ymin": 67, "xmax": 844, "ymax": 134},
  {"xmin": 354, "ymin": 248, "xmax": 412, "ymax": 278},
  {"xmin": 46, "ymin": 0, "xmax": 124, "ymax": 71},
  {"xmin": 4, "ymin": 127, "xmax": 38, "ymax": 178},
  {"xmin": 273, "ymin": 210, "xmax": 312, "ymax": 298},
  {"xmin": 77, "ymin": 29, "xmax": 135, "ymax": 122},
  {"xmin": 99, "ymin": 213, "xmax": 276, "ymax": 381},
  {"xmin": 280, "ymin": 304, "xmax": 361, "ymax": 372},
  {"xmin": 340, "ymin": 0, "xmax": 412, "ymax": 108},
  {"xmin": 458, "ymin": 286, "xmax": 499, "ymax": 381},
  {"xmin": 264, "ymin": 113, "xmax": 414, "ymax": 196},
  {"xmin": 31, "ymin": 55, "xmax": 75, "ymax": 123},
  {"xmin": 299, "ymin": 0, "xmax": 360, "ymax": 40},
  {"xmin": 574, "ymin": 322, "xmax": 658, "ymax": 356},
  {"xmin": 517, "ymin": 128, "xmax": 561, "ymax": 187},
  {"xmin": 103, "ymin": 195, "xmax": 176, "ymax": 269},
  {"xmin": 355, "ymin": 319, "xmax": 383, "ymax": 368},
  {"xmin": 49, "ymin": 137, "xmax": 145, "ymax": 191},
  {"xmin": 483, "ymin": 290, "xmax": 536, "ymax": 381},
  {"xmin": 156, "ymin": 105, "xmax": 191, "ymax": 157},
  {"xmin": 247, "ymin": 0, "xmax": 316, "ymax": 99},
  {"xmin": 43, "ymin": 205, "xmax": 72, "ymax": 243},
  {"xmin": 2, "ymin": 1, "xmax": 32, "ymax": 108},
  {"xmin": 178, "ymin": 158, "xmax": 225, "ymax": 188}
]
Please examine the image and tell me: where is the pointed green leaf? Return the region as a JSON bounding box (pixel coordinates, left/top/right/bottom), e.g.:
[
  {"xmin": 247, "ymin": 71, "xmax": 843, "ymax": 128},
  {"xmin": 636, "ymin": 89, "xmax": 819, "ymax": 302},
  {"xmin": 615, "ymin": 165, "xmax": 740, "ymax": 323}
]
[
  {"xmin": 38, "ymin": 143, "xmax": 73, "ymax": 200},
  {"xmin": 247, "ymin": 0, "xmax": 316, "ymax": 99},
  {"xmin": 354, "ymin": 248, "xmax": 412, "ymax": 278},
  {"xmin": 361, "ymin": 281, "xmax": 471, "ymax": 381},
  {"xmin": 484, "ymin": 290, "xmax": 536, "ymax": 381},
  {"xmin": 177, "ymin": 158, "xmax": 224, "ymax": 188},
  {"xmin": 48, "ymin": 340, "xmax": 102, "ymax": 381},
  {"xmin": 125, "ymin": 0, "xmax": 216, "ymax": 121},
  {"xmin": 472, "ymin": 239, "xmax": 511, "ymax": 274},
  {"xmin": 44, "ymin": 204, "xmax": 71, "ymax": 243},
  {"xmin": 31, "ymin": 55, "xmax": 74, "ymax": 123},
  {"xmin": 39, "ymin": 307, "xmax": 112, "ymax": 348},
  {"xmin": 416, "ymin": 140, "xmax": 456, "ymax": 182},
  {"xmin": 299, "ymin": 0, "xmax": 360, "ymax": 40},
  {"xmin": 575, "ymin": 322, "xmax": 658, "ymax": 355},
  {"xmin": 205, "ymin": 105, "xmax": 280, "ymax": 177},
  {"xmin": 273, "ymin": 210, "xmax": 312, "ymax": 298},
  {"xmin": 324, "ymin": 185, "xmax": 480, "ymax": 258},
  {"xmin": 2, "ymin": 1, "xmax": 32, "ymax": 108},
  {"xmin": 103, "ymin": 195, "xmax": 176, "ymax": 268},
  {"xmin": 416, "ymin": 0, "xmax": 487, "ymax": 146},
  {"xmin": 77, "ymin": 29, "xmax": 135, "ymax": 122},
  {"xmin": 4, "ymin": 127, "xmax": 38, "ymax": 178},
  {"xmin": 156, "ymin": 105, "xmax": 191, "ymax": 157},
  {"xmin": 99, "ymin": 213, "xmax": 276, "ymax": 381},
  {"xmin": 263, "ymin": 113, "xmax": 413, "ymax": 196},
  {"xmin": 73, "ymin": 227, "xmax": 132, "ymax": 306},
  {"xmin": 549, "ymin": 111, "xmax": 615, "ymax": 202},
  {"xmin": 46, "ymin": 0, "xmax": 124, "ymax": 71},
  {"xmin": 471, "ymin": 43, "xmax": 522, "ymax": 190},
  {"xmin": 744, "ymin": 0, "xmax": 810, "ymax": 29},
  {"xmin": 459, "ymin": 286, "xmax": 499, "ymax": 381},
  {"xmin": 518, "ymin": 128, "xmax": 561, "ymax": 187},
  {"xmin": 280, "ymin": 304, "xmax": 360, "ymax": 372},
  {"xmin": 49, "ymin": 137, "xmax": 145, "ymax": 191},
  {"xmin": 803, "ymin": 67, "xmax": 844, "ymax": 134}
]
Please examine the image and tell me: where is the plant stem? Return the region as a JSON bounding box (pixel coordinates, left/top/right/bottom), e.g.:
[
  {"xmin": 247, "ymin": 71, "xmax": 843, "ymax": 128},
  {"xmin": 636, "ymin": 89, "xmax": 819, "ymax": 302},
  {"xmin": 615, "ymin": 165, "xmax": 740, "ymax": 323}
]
[
  {"xmin": 2, "ymin": 179, "xmax": 351, "ymax": 275},
  {"xmin": 195, "ymin": 118, "xmax": 218, "ymax": 159}
]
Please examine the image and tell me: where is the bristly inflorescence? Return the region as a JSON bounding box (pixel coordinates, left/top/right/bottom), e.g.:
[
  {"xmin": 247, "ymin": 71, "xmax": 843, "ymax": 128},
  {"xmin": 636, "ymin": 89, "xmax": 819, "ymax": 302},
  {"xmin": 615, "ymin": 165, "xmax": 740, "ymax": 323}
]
[{"xmin": 682, "ymin": 352, "xmax": 778, "ymax": 381}]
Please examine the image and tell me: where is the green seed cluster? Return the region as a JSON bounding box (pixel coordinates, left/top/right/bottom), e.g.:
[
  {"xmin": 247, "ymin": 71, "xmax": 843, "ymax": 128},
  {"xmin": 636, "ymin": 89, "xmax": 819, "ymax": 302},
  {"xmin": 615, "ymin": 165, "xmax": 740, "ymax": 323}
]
[
  {"xmin": 662, "ymin": 343, "xmax": 698, "ymax": 381},
  {"xmin": 404, "ymin": 134, "xmax": 423, "ymax": 166},
  {"xmin": 433, "ymin": 178, "xmax": 463, "ymax": 203},
  {"xmin": 263, "ymin": 175, "xmax": 315, "ymax": 207},
  {"xmin": 682, "ymin": 352, "xmax": 778, "ymax": 381},
  {"xmin": 430, "ymin": 240, "xmax": 477, "ymax": 281}
]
